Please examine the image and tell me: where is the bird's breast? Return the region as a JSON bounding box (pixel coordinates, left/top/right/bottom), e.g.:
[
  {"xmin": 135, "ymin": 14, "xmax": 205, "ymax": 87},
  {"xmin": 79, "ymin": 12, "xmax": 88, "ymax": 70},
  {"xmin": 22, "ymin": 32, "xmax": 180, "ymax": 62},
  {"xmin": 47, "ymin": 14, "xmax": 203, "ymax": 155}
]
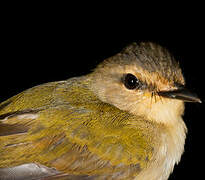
[{"xmin": 137, "ymin": 116, "xmax": 187, "ymax": 180}]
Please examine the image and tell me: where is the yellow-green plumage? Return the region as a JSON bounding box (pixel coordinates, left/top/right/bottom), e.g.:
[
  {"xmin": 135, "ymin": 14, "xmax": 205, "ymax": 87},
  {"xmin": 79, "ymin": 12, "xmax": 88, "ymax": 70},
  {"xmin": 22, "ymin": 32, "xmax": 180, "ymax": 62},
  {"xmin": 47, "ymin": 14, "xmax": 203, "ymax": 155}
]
[
  {"xmin": 0, "ymin": 42, "xmax": 200, "ymax": 180},
  {"xmin": 0, "ymin": 76, "xmax": 158, "ymax": 179}
]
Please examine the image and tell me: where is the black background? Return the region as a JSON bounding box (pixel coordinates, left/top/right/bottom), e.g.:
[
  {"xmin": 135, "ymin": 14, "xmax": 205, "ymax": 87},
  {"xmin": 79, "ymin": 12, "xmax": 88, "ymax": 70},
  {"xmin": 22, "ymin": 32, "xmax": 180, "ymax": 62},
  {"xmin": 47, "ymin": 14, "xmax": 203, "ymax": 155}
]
[{"xmin": 1, "ymin": 4, "xmax": 204, "ymax": 180}]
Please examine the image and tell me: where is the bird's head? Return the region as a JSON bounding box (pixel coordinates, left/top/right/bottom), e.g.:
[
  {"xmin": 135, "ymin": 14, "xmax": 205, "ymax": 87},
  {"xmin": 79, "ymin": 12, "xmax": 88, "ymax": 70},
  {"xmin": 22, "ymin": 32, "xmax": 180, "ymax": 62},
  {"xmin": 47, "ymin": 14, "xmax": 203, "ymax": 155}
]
[{"xmin": 90, "ymin": 42, "xmax": 201, "ymax": 125}]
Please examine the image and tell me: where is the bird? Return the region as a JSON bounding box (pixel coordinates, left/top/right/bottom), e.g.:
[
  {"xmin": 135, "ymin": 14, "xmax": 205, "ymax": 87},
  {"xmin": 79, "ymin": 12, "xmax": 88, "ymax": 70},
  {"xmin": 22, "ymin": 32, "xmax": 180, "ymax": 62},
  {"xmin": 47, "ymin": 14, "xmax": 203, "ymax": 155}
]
[{"xmin": 0, "ymin": 42, "xmax": 201, "ymax": 180}]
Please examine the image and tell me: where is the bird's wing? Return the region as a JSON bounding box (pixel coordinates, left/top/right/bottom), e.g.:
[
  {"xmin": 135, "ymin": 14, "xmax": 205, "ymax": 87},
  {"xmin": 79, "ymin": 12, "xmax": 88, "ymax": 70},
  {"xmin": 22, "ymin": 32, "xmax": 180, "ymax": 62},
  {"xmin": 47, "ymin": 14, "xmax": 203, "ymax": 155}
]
[
  {"xmin": 0, "ymin": 163, "xmax": 97, "ymax": 180},
  {"xmin": 41, "ymin": 174, "xmax": 97, "ymax": 180},
  {"xmin": 0, "ymin": 78, "xmax": 157, "ymax": 179}
]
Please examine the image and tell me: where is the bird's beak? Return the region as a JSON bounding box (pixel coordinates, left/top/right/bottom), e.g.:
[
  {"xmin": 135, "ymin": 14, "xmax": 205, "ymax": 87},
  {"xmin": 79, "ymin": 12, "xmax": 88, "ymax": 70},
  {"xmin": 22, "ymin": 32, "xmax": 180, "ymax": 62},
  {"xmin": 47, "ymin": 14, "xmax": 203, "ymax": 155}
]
[{"xmin": 158, "ymin": 87, "xmax": 202, "ymax": 103}]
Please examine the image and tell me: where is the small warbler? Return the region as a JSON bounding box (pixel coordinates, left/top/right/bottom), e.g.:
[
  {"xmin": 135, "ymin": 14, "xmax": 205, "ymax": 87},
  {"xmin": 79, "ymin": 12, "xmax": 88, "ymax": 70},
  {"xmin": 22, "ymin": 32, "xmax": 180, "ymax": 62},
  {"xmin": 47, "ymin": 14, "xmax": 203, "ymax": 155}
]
[{"xmin": 0, "ymin": 42, "xmax": 201, "ymax": 180}]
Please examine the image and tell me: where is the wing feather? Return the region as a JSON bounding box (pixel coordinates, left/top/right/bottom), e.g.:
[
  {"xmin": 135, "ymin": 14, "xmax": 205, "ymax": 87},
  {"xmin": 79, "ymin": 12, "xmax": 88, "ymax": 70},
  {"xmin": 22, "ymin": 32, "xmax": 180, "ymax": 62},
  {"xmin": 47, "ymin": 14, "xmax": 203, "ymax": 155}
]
[{"xmin": 0, "ymin": 77, "xmax": 157, "ymax": 179}]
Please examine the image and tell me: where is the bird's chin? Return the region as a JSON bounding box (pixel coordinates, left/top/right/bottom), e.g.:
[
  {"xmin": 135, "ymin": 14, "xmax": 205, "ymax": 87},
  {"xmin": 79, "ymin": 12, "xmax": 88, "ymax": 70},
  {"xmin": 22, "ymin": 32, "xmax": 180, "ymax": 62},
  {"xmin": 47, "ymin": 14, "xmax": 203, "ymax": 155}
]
[{"xmin": 128, "ymin": 97, "xmax": 185, "ymax": 125}]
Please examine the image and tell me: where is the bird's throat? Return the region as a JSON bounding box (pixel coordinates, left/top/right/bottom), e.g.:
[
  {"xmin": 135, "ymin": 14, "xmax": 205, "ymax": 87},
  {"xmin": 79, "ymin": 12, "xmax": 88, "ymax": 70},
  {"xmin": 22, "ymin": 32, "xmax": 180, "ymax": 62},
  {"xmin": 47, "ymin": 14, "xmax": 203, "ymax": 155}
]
[{"xmin": 135, "ymin": 98, "xmax": 185, "ymax": 126}]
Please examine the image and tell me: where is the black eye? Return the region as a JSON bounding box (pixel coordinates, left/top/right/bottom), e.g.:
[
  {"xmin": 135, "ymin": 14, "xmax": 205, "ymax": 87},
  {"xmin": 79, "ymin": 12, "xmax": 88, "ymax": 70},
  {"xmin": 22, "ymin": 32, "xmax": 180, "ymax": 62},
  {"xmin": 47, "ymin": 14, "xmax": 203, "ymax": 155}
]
[{"xmin": 123, "ymin": 73, "xmax": 140, "ymax": 90}]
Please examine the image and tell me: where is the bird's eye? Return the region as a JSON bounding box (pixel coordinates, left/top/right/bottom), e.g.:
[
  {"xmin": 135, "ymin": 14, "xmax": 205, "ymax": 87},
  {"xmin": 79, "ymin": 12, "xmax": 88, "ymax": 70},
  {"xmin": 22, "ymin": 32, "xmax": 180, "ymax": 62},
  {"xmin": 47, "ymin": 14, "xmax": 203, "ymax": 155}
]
[{"xmin": 123, "ymin": 73, "xmax": 140, "ymax": 90}]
